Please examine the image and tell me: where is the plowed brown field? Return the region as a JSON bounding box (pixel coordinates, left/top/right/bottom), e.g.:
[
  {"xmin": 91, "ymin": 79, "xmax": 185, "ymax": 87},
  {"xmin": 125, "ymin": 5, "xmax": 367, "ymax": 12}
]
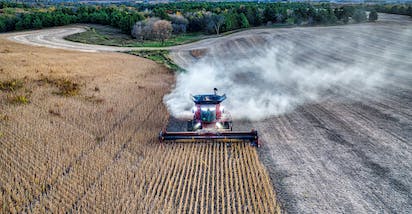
[{"xmin": 170, "ymin": 13, "xmax": 412, "ymax": 213}]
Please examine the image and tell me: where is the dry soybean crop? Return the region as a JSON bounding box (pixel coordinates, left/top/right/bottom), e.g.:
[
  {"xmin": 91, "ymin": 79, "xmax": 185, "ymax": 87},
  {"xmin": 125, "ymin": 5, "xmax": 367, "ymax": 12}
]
[{"xmin": 0, "ymin": 38, "xmax": 280, "ymax": 213}]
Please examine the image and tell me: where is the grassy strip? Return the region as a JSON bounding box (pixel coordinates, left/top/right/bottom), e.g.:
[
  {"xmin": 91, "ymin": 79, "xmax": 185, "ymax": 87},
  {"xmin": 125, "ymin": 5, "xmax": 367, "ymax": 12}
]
[
  {"xmin": 65, "ymin": 24, "xmax": 292, "ymax": 48},
  {"xmin": 65, "ymin": 26, "xmax": 206, "ymax": 48},
  {"xmin": 127, "ymin": 50, "xmax": 181, "ymax": 72},
  {"xmin": 65, "ymin": 24, "xmax": 311, "ymax": 51}
]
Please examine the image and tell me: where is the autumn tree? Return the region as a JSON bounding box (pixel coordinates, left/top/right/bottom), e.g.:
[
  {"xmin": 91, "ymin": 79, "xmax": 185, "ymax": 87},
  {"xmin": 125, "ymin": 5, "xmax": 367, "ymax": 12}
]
[
  {"xmin": 131, "ymin": 17, "xmax": 159, "ymax": 41},
  {"xmin": 153, "ymin": 20, "xmax": 173, "ymax": 44},
  {"xmin": 206, "ymin": 13, "xmax": 225, "ymax": 35}
]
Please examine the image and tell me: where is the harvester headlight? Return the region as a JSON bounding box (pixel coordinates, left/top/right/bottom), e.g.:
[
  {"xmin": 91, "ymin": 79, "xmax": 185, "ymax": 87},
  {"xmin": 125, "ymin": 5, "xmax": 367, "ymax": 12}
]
[
  {"xmin": 192, "ymin": 106, "xmax": 197, "ymax": 113},
  {"xmin": 216, "ymin": 122, "xmax": 223, "ymax": 129},
  {"xmin": 194, "ymin": 122, "xmax": 201, "ymax": 129}
]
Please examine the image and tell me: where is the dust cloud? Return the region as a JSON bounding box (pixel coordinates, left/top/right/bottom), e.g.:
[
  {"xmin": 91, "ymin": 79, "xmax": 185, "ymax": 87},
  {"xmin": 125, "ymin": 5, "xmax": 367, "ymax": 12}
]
[{"xmin": 165, "ymin": 27, "xmax": 410, "ymax": 120}]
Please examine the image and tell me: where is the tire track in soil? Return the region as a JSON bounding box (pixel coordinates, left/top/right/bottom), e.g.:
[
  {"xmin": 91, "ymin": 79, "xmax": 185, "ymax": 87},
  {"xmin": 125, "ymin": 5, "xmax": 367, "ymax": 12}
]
[
  {"xmin": 24, "ymin": 97, "xmax": 157, "ymax": 212},
  {"xmin": 305, "ymin": 103, "xmax": 412, "ymax": 210},
  {"xmin": 67, "ymin": 101, "xmax": 161, "ymax": 213}
]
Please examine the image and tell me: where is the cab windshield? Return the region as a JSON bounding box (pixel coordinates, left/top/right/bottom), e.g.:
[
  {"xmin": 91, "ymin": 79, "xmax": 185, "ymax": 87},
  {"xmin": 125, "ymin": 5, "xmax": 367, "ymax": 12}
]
[{"xmin": 200, "ymin": 105, "xmax": 216, "ymax": 122}]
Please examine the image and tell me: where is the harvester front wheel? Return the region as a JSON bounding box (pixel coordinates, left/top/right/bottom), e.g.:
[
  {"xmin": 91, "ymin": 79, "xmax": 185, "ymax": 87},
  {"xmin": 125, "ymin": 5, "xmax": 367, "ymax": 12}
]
[
  {"xmin": 187, "ymin": 120, "xmax": 194, "ymax": 131},
  {"xmin": 223, "ymin": 121, "xmax": 232, "ymax": 131}
]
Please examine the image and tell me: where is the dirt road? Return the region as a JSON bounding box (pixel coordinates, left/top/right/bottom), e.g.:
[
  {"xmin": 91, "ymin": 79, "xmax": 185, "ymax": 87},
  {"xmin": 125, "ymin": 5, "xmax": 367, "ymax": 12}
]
[{"xmin": 5, "ymin": 26, "xmax": 170, "ymax": 52}]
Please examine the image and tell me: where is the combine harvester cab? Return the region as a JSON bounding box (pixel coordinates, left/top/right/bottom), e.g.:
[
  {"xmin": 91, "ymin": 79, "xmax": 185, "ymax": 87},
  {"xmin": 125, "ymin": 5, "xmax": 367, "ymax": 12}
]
[{"xmin": 159, "ymin": 88, "xmax": 259, "ymax": 147}]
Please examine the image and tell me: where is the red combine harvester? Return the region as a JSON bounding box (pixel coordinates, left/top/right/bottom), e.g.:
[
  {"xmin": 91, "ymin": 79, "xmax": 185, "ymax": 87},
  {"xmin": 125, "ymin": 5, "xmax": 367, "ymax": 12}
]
[{"xmin": 159, "ymin": 88, "xmax": 259, "ymax": 147}]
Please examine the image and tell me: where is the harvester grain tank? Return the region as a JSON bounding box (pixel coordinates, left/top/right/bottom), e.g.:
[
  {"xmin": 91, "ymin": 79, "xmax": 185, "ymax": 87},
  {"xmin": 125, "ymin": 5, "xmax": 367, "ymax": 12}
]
[{"xmin": 159, "ymin": 88, "xmax": 259, "ymax": 146}]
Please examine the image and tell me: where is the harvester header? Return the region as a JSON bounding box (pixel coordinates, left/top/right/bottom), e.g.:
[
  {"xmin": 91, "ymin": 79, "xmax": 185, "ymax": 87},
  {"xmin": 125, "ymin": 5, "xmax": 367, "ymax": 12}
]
[{"xmin": 159, "ymin": 88, "xmax": 259, "ymax": 147}]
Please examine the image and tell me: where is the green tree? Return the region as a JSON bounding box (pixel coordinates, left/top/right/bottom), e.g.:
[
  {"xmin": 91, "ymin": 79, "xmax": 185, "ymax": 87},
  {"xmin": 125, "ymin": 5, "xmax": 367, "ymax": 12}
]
[
  {"xmin": 33, "ymin": 16, "xmax": 43, "ymax": 29},
  {"xmin": 15, "ymin": 19, "xmax": 24, "ymax": 30},
  {"xmin": 3, "ymin": 16, "xmax": 17, "ymax": 31},
  {"xmin": 110, "ymin": 10, "xmax": 122, "ymax": 27},
  {"xmin": 239, "ymin": 13, "xmax": 249, "ymax": 28},
  {"xmin": 90, "ymin": 11, "xmax": 109, "ymax": 24},
  {"xmin": 275, "ymin": 9, "xmax": 286, "ymax": 23},
  {"xmin": 352, "ymin": 9, "xmax": 367, "ymax": 23},
  {"xmin": 263, "ymin": 6, "xmax": 276, "ymax": 23},
  {"xmin": 342, "ymin": 15, "xmax": 349, "ymax": 24},
  {"xmin": 223, "ymin": 12, "xmax": 238, "ymax": 31},
  {"xmin": 186, "ymin": 12, "xmax": 205, "ymax": 32},
  {"xmin": 342, "ymin": 6, "xmax": 355, "ymax": 17},
  {"xmin": 153, "ymin": 8, "xmax": 169, "ymax": 20},
  {"xmin": 369, "ymin": 10, "xmax": 378, "ymax": 22},
  {"xmin": 119, "ymin": 16, "xmax": 130, "ymax": 33},
  {"xmin": 406, "ymin": 6, "xmax": 412, "ymax": 17},
  {"xmin": 41, "ymin": 12, "xmax": 53, "ymax": 27},
  {"xmin": 314, "ymin": 9, "xmax": 329, "ymax": 24},
  {"xmin": 204, "ymin": 13, "xmax": 225, "ymax": 34},
  {"xmin": 245, "ymin": 6, "xmax": 261, "ymax": 26},
  {"xmin": 326, "ymin": 8, "xmax": 337, "ymax": 24},
  {"xmin": 286, "ymin": 17, "xmax": 295, "ymax": 25},
  {"xmin": 390, "ymin": 6, "xmax": 399, "ymax": 14},
  {"xmin": 0, "ymin": 17, "xmax": 6, "ymax": 32},
  {"xmin": 335, "ymin": 7, "xmax": 350, "ymax": 24},
  {"xmin": 15, "ymin": 14, "xmax": 32, "ymax": 30}
]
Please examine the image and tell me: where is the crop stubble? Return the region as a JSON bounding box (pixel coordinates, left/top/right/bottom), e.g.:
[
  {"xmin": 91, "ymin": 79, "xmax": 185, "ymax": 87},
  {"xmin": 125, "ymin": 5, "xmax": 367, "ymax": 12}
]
[{"xmin": 0, "ymin": 38, "xmax": 279, "ymax": 213}]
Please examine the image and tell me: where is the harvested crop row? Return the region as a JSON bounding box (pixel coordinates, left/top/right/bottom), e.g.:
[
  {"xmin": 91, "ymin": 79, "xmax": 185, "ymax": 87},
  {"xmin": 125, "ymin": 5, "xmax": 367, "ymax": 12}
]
[
  {"xmin": 102, "ymin": 143, "xmax": 279, "ymax": 213},
  {"xmin": 73, "ymin": 142, "xmax": 281, "ymax": 213},
  {"xmin": 0, "ymin": 38, "xmax": 280, "ymax": 214},
  {"xmin": 0, "ymin": 38, "xmax": 173, "ymax": 213}
]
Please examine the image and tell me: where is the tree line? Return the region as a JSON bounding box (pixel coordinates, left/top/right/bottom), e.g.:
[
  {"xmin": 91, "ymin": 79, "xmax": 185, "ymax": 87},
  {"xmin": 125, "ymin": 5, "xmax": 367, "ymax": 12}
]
[
  {"xmin": 142, "ymin": 3, "xmax": 374, "ymax": 32},
  {"xmin": 1, "ymin": 1, "xmax": 380, "ymax": 41},
  {"xmin": 366, "ymin": 4, "xmax": 412, "ymax": 17},
  {"xmin": 0, "ymin": 3, "xmax": 143, "ymax": 33},
  {"xmin": 131, "ymin": 3, "xmax": 377, "ymax": 42}
]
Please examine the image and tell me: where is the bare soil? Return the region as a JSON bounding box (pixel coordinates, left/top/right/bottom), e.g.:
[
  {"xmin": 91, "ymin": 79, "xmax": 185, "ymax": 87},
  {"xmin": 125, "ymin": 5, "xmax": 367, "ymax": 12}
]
[{"xmin": 170, "ymin": 13, "xmax": 412, "ymax": 213}]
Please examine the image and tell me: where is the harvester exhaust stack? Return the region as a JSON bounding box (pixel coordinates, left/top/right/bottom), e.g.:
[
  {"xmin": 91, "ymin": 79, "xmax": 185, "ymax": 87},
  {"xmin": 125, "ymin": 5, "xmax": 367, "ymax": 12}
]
[{"xmin": 160, "ymin": 89, "xmax": 260, "ymax": 147}]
